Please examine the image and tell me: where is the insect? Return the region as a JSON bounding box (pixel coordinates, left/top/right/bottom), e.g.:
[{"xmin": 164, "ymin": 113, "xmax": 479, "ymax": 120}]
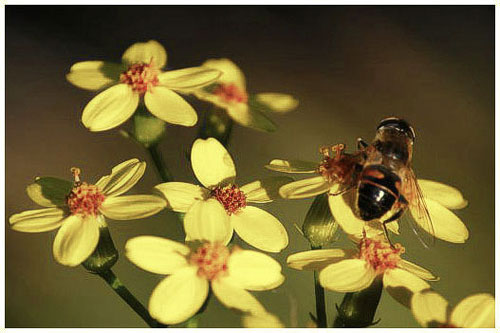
[{"xmin": 321, "ymin": 117, "xmax": 435, "ymax": 247}]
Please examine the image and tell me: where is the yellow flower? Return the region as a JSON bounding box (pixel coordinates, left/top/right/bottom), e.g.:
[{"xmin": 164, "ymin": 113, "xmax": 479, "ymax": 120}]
[
  {"xmin": 125, "ymin": 233, "xmax": 285, "ymax": 325},
  {"xmin": 190, "ymin": 58, "xmax": 298, "ymax": 132},
  {"xmin": 411, "ymin": 291, "xmax": 494, "ymax": 328},
  {"xmin": 267, "ymin": 157, "xmax": 469, "ymax": 243},
  {"xmin": 66, "ymin": 40, "xmax": 221, "ymax": 131},
  {"xmin": 287, "ymin": 234, "xmax": 437, "ymax": 307},
  {"xmin": 155, "ymin": 138, "xmax": 290, "ymax": 252},
  {"xmin": 9, "ymin": 159, "xmax": 166, "ymax": 266}
]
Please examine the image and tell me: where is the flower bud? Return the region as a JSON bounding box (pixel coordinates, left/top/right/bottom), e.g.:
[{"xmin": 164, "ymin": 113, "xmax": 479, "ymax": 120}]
[
  {"xmin": 81, "ymin": 216, "xmax": 119, "ymax": 273},
  {"xmin": 302, "ymin": 194, "xmax": 338, "ymax": 247},
  {"xmin": 133, "ymin": 106, "xmax": 166, "ymax": 148}
]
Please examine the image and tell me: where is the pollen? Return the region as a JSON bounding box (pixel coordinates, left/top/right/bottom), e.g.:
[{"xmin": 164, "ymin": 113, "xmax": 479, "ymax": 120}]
[
  {"xmin": 358, "ymin": 236, "xmax": 405, "ymax": 275},
  {"xmin": 189, "ymin": 242, "xmax": 230, "ymax": 280},
  {"xmin": 120, "ymin": 61, "xmax": 159, "ymax": 94},
  {"xmin": 317, "ymin": 144, "xmax": 357, "ymax": 185},
  {"xmin": 66, "ymin": 167, "xmax": 105, "ymax": 217},
  {"xmin": 211, "ymin": 184, "xmax": 247, "ymax": 215},
  {"xmin": 213, "ymin": 83, "xmax": 248, "ymax": 103}
]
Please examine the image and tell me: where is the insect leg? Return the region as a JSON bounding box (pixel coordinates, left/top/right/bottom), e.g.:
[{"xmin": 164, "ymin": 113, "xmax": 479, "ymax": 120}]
[
  {"xmin": 382, "ymin": 208, "xmax": 405, "ymax": 248},
  {"xmin": 328, "ymin": 185, "xmax": 355, "ymax": 196},
  {"xmin": 357, "ymin": 137, "xmax": 368, "ymax": 150}
]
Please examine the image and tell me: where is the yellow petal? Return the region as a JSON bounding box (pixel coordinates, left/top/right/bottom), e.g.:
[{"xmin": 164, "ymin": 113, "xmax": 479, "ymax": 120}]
[
  {"xmin": 144, "ymin": 87, "xmax": 198, "ymax": 127},
  {"xmin": 100, "ymin": 194, "xmax": 166, "ymax": 220},
  {"xmin": 122, "ymin": 40, "xmax": 167, "ymax": 69},
  {"xmin": 125, "ymin": 236, "xmax": 190, "ymax": 275},
  {"xmin": 183, "ymin": 199, "xmax": 232, "ymax": 244},
  {"xmin": 240, "ymin": 176, "xmax": 294, "ymax": 203},
  {"xmin": 202, "ymin": 58, "xmax": 246, "ymax": 90},
  {"xmin": 97, "ymin": 159, "xmax": 146, "ymax": 197},
  {"xmin": 418, "ymin": 179, "xmax": 468, "ymax": 209},
  {"xmin": 411, "ymin": 290, "xmax": 448, "ymax": 328},
  {"xmin": 211, "ymin": 278, "xmax": 266, "ymax": 315},
  {"xmin": 66, "ymin": 61, "xmax": 123, "ymax": 91},
  {"xmin": 227, "ymin": 103, "xmax": 277, "ymax": 133},
  {"xmin": 26, "ymin": 177, "xmax": 73, "ymax": 207},
  {"xmin": 231, "ymin": 206, "xmax": 288, "ymax": 253},
  {"xmin": 383, "ymin": 268, "xmax": 431, "ymax": 308},
  {"xmin": 398, "ymin": 260, "xmax": 438, "ymax": 281},
  {"xmin": 154, "ymin": 182, "xmax": 209, "ymax": 213},
  {"xmin": 149, "ymin": 267, "xmax": 209, "ymax": 325},
  {"xmin": 287, "ymin": 249, "xmax": 355, "ymax": 271},
  {"xmin": 191, "ymin": 138, "xmax": 236, "ymax": 188},
  {"xmin": 254, "ymin": 93, "xmax": 299, "ymax": 113},
  {"xmin": 450, "ymin": 293, "xmax": 495, "ymax": 328},
  {"xmin": 158, "ymin": 67, "xmax": 222, "ymax": 90},
  {"xmin": 264, "ymin": 159, "xmax": 317, "ymax": 174},
  {"xmin": 224, "ymin": 249, "xmax": 284, "ymax": 291},
  {"xmin": 242, "ymin": 312, "xmax": 285, "ymax": 328},
  {"xmin": 319, "ymin": 259, "xmax": 376, "ymax": 292},
  {"xmin": 52, "ymin": 214, "xmax": 100, "ymax": 267},
  {"xmin": 279, "ymin": 176, "xmax": 329, "ymax": 199},
  {"xmin": 9, "ymin": 208, "xmax": 65, "ymax": 233},
  {"xmin": 82, "ymin": 84, "xmax": 139, "ymax": 132},
  {"xmin": 328, "ymin": 190, "xmax": 365, "ymax": 238},
  {"xmin": 410, "ymin": 198, "xmax": 469, "ymax": 243}
]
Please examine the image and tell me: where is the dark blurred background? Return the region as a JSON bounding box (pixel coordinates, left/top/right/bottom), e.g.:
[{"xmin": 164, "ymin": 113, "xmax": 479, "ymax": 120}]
[{"xmin": 6, "ymin": 5, "xmax": 494, "ymax": 328}]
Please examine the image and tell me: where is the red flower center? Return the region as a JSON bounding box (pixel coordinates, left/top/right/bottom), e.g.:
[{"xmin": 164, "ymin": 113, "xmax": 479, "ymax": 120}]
[
  {"xmin": 318, "ymin": 144, "xmax": 358, "ymax": 185},
  {"xmin": 189, "ymin": 242, "xmax": 230, "ymax": 280},
  {"xmin": 66, "ymin": 167, "xmax": 105, "ymax": 217},
  {"xmin": 213, "ymin": 83, "xmax": 248, "ymax": 103},
  {"xmin": 358, "ymin": 236, "xmax": 405, "ymax": 274},
  {"xmin": 211, "ymin": 184, "xmax": 247, "ymax": 215},
  {"xmin": 120, "ymin": 62, "xmax": 159, "ymax": 94}
]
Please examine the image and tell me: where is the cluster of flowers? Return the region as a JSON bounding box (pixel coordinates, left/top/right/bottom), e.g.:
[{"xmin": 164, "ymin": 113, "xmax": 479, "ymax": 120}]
[{"xmin": 9, "ymin": 40, "xmax": 493, "ymax": 328}]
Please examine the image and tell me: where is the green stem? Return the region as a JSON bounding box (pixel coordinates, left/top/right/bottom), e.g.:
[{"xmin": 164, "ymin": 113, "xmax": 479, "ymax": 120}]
[
  {"xmin": 147, "ymin": 144, "xmax": 173, "ymax": 182},
  {"xmin": 96, "ymin": 269, "xmax": 167, "ymax": 328},
  {"xmin": 312, "ymin": 245, "xmax": 327, "ymax": 328}
]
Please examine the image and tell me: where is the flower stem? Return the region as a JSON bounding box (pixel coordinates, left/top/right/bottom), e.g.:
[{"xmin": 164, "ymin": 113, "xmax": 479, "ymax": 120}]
[
  {"xmin": 147, "ymin": 144, "xmax": 173, "ymax": 182},
  {"xmin": 96, "ymin": 269, "xmax": 167, "ymax": 328},
  {"xmin": 312, "ymin": 245, "xmax": 328, "ymax": 328}
]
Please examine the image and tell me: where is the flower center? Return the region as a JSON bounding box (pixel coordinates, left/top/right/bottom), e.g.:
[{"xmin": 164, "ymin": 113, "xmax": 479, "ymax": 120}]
[
  {"xmin": 213, "ymin": 83, "xmax": 248, "ymax": 103},
  {"xmin": 189, "ymin": 242, "xmax": 230, "ymax": 280},
  {"xmin": 120, "ymin": 61, "xmax": 159, "ymax": 94},
  {"xmin": 358, "ymin": 236, "xmax": 405, "ymax": 274},
  {"xmin": 317, "ymin": 144, "xmax": 358, "ymax": 185},
  {"xmin": 66, "ymin": 167, "xmax": 105, "ymax": 217},
  {"xmin": 211, "ymin": 184, "xmax": 247, "ymax": 215}
]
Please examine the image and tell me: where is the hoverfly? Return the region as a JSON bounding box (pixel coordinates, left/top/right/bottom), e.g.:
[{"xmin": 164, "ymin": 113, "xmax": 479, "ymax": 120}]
[{"xmin": 322, "ymin": 117, "xmax": 435, "ymax": 247}]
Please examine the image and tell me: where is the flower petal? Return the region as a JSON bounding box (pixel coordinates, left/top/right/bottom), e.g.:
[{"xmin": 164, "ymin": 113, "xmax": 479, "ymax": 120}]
[
  {"xmin": 154, "ymin": 182, "xmax": 209, "ymax": 213},
  {"xmin": 231, "ymin": 206, "xmax": 288, "ymax": 253},
  {"xmin": 240, "ymin": 176, "xmax": 294, "ymax": 203},
  {"xmin": 100, "ymin": 194, "xmax": 166, "ymax": 220},
  {"xmin": 253, "ymin": 93, "xmax": 299, "ymax": 113},
  {"xmin": 418, "ymin": 179, "xmax": 468, "ymax": 209},
  {"xmin": 242, "ymin": 312, "xmax": 285, "ymax": 328},
  {"xmin": 287, "ymin": 249, "xmax": 355, "ymax": 271},
  {"xmin": 319, "ymin": 259, "xmax": 376, "ymax": 292},
  {"xmin": 9, "ymin": 208, "xmax": 65, "ymax": 233},
  {"xmin": 82, "ymin": 84, "xmax": 139, "ymax": 132},
  {"xmin": 383, "ymin": 268, "xmax": 431, "ymax": 308},
  {"xmin": 125, "ymin": 236, "xmax": 190, "ymax": 275},
  {"xmin": 328, "ymin": 190, "xmax": 365, "ymax": 238},
  {"xmin": 66, "ymin": 61, "xmax": 123, "ymax": 91},
  {"xmin": 144, "ymin": 87, "xmax": 198, "ymax": 127},
  {"xmin": 158, "ymin": 67, "xmax": 222, "ymax": 90},
  {"xmin": 211, "ymin": 278, "xmax": 266, "ymax": 315},
  {"xmin": 201, "ymin": 58, "xmax": 246, "ymax": 90},
  {"xmin": 411, "ymin": 290, "xmax": 448, "ymax": 328},
  {"xmin": 26, "ymin": 177, "xmax": 73, "ymax": 207},
  {"xmin": 122, "ymin": 40, "xmax": 167, "ymax": 69},
  {"xmin": 279, "ymin": 176, "xmax": 329, "ymax": 199},
  {"xmin": 410, "ymin": 198, "xmax": 469, "ymax": 243},
  {"xmin": 149, "ymin": 267, "xmax": 209, "ymax": 325},
  {"xmin": 183, "ymin": 199, "xmax": 232, "ymax": 244},
  {"xmin": 265, "ymin": 159, "xmax": 318, "ymax": 174},
  {"xmin": 398, "ymin": 260, "xmax": 438, "ymax": 281},
  {"xmin": 450, "ymin": 293, "xmax": 495, "ymax": 328},
  {"xmin": 224, "ymin": 249, "xmax": 284, "ymax": 291},
  {"xmin": 227, "ymin": 103, "xmax": 277, "ymax": 133},
  {"xmin": 97, "ymin": 158, "xmax": 146, "ymax": 197},
  {"xmin": 52, "ymin": 214, "xmax": 100, "ymax": 267},
  {"xmin": 191, "ymin": 138, "xmax": 236, "ymax": 188}
]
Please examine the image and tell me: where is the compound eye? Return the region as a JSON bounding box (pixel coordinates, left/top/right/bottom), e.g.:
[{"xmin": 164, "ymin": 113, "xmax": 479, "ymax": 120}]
[{"xmin": 377, "ymin": 117, "xmax": 415, "ymax": 142}]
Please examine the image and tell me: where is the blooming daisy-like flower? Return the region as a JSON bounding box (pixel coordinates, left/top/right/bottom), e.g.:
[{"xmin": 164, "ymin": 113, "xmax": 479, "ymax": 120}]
[
  {"xmin": 155, "ymin": 138, "xmax": 290, "ymax": 252},
  {"xmin": 125, "ymin": 233, "xmax": 285, "ymax": 324},
  {"xmin": 411, "ymin": 290, "xmax": 494, "ymax": 328},
  {"xmin": 9, "ymin": 159, "xmax": 166, "ymax": 266},
  {"xmin": 190, "ymin": 58, "xmax": 298, "ymax": 132},
  {"xmin": 66, "ymin": 40, "xmax": 222, "ymax": 131},
  {"xmin": 287, "ymin": 234, "xmax": 437, "ymax": 307},
  {"xmin": 266, "ymin": 151, "xmax": 469, "ymax": 243}
]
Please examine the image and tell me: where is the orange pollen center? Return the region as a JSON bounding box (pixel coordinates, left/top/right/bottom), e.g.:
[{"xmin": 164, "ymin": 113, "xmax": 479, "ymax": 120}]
[
  {"xmin": 211, "ymin": 184, "xmax": 247, "ymax": 215},
  {"xmin": 120, "ymin": 62, "xmax": 159, "ymax": 94},
  {"xmin": 66, "ymin": 167, "xmax": 105, "ymax": 217},
  {"xmin": 358, "ymin": 237, "xmax": 405, "ymax": 274},
  {"xmin": 213, "ymin": 83, "xmax": 248, "ymax": 103},
  {"xmin": 189, "ymin": 242, "xmax": 230, "ymax": 280}
]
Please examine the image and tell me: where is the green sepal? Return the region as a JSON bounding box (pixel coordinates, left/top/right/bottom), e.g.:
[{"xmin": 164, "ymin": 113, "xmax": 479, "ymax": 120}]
[
  {"xmin": 26, "ymin": 177, "xmax": 73, "ymax": 207},
  {"xmin": 82, "ymin": 216, "xmax": 118, "ymax": 274},
  {"xmin": 132, "ymin": 105, "xmax": 166, "ymax": 148},
  {"xmin": 302, "ymin": 194, "xmax": 338, "ymax": 247}
]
